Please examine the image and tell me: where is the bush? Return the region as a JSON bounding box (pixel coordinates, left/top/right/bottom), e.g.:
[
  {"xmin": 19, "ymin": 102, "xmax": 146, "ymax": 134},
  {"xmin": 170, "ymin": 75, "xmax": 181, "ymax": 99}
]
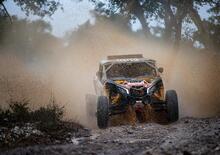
[
  {"xmin": 31, "ymin": 104, "xmax": 64, "ymax": 130},
  {"xmin": 0, "ymin": 108, "xmax": 11, "ymax": 124},
  {"xmin": 0, "ymin": 99, "xmax": 30, "ymax": 124},
  {"xmin": 9, "ymin": 99, "xmax": 30, "ymax": 122},
  {"xmin": 0, "ymin": 98, "xmax": 64, "ymax": 130}
]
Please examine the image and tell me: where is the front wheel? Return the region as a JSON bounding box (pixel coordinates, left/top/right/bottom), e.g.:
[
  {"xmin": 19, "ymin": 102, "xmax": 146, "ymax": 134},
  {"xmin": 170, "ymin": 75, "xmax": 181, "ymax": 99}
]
[
  {"xmin": 97, "ymin": 96, "xmax": 109, "ymax": 129},
  {"xmin": 166, "ymin": 90, "xmax": 179, "ymax": 122}
]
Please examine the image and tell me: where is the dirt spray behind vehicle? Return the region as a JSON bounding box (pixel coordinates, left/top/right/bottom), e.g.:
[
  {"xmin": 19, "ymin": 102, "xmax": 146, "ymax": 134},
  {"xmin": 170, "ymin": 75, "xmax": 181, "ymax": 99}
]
[{"xmin": 0, "ymin": 18, "xmax": 219, "ymax": 127}]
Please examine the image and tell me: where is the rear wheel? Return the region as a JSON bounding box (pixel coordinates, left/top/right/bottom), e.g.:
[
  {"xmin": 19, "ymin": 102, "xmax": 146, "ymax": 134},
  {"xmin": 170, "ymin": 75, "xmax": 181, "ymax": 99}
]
[
  {"xmin": 166, "ymin": 90, "xmax": 179, "ymax": 122},
  {"xmin": 97, "ymin": 96, "xmax": 109, "ymax": 129}
]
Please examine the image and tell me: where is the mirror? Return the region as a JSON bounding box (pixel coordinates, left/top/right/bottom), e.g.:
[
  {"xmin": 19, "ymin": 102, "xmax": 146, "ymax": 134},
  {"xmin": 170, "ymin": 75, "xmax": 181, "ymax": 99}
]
[{"xmin": 158, "ymin": 67, "xmax": 164, "ymax": 73}]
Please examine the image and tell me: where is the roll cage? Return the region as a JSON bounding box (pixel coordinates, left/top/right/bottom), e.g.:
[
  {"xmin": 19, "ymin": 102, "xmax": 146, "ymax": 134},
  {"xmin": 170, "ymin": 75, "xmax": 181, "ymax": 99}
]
[{"xmin": 97, "ymin": 59, "xmax": 159, "ymax": 83}]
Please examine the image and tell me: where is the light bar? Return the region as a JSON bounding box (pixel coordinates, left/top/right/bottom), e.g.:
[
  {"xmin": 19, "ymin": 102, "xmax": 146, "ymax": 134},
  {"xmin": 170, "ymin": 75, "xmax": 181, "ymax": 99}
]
[{"xmin": 107, "ymin": 54, "xmax": 143, "ymax": 60}]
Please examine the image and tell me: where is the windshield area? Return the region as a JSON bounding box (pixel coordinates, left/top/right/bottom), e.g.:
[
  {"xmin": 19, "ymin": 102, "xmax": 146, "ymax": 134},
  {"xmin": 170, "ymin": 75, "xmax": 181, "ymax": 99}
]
[{"xmin": 106, "ymin": 62, "xmax": 156, "ymax": 79}]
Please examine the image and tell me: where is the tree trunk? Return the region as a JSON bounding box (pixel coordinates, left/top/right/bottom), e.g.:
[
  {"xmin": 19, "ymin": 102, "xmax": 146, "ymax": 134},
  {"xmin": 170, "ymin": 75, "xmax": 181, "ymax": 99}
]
[
  {"xmin": 162, "ymin": 0, "xmax": 177, "ymax": 43},
  {"xmin": 127, "ymin": 0, "xmax": 152, "ymax": 37},
  {"xmin": 1, "ymin": 2, "xmax": 12, "ymax": 23},
  {"xmin": 164, "ymin": 9, "xmax": 172, "ymax": 40},
  {"xmin": 173, "ymin": 20, "xmax": 182, "ymax": 50},
  {"xmin": 189, "ymin": 7, "xmax": 214, "ymax": 50},
  {"xmin": 135, "ymin": 12, "xmax": 151, "ymax": 37},
  {"xmin": 173, "ymin": 7, "xmax": 186, "ymax": 51}
]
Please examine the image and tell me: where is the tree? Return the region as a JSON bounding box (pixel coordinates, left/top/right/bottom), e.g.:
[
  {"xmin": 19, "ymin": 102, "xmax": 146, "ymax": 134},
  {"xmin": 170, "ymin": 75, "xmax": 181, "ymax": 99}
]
[
  {"xmin": 0, "ymin": 0, "xmax": 61, "ymax": 19},
  {"xmin": 192, "ymin": 0, "xmax": 220, "ymax": 51},
  {"xmin": 92, "ymin": 0, "xmax": 220, "ymax": 51},
  {"xmin": 208, "ymin": 11, "xmax": 220, "ymax": 50},
  {"xmin": 0, "ymin": 0, "xmax": 12, "ymax": 23},
  {"xmin": 0, "ymin": 0, "xmax": 61, "ymax": 49},
  {"xmin": 0, "ymin": 17, "xmax": 61, "ymax": 61}
]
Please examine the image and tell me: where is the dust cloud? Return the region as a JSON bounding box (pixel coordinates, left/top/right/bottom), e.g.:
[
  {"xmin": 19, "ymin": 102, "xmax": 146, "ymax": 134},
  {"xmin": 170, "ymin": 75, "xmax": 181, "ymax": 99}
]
[{"xmin": 0, "ymin": 18, "xmax": 219, "ymax": 126}]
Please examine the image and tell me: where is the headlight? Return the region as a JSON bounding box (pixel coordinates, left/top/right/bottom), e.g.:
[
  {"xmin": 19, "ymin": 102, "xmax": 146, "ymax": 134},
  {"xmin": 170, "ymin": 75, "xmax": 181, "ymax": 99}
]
[
  {"xmin": 118, "ymin": 86, "xmax": 129, "ymax": 95},
  {"xmin": 147, "ymin": 77, "xmax": 162, "ymax": 95},
  {"xmin": 147, "ymin": 85, "xmax": 156, "ymax": 95}
]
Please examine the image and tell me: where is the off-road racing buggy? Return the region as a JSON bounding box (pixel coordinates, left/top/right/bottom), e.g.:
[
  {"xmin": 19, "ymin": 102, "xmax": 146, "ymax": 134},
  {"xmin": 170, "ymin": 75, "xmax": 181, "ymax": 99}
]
[{"xmin": 93, "ymin": 54, "xmax": 179, "ymax": 129}]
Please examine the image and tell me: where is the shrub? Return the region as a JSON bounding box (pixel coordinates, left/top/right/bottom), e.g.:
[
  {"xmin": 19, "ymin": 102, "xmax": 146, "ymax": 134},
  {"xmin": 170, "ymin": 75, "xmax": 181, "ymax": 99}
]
[
  {"xmin": 0, "ymin": 108, "xmax": 11, "ymax": 124},
  {"xmin": 31, "ymin": 103, "xmax": 64, "ymax": 130},
  {"xmin": 0, "ymin": 97, "xmax": 64, "ymax": 130},
  {"xmin": 9, "ymin": 99, "xmax": 30, "ymax": 122}
]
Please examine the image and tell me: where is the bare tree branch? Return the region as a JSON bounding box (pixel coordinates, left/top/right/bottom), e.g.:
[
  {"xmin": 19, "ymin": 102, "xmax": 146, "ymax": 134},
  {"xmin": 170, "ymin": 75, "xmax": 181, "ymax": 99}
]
[{"xmin": 1, "ymin": 1, "xmax": 13, "ymax": 23}]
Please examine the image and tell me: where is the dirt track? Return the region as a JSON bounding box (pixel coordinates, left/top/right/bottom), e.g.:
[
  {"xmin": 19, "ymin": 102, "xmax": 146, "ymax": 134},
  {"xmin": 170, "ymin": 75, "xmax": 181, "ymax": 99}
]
[{"xmin": 1, "ymin": 117, "xmax": 220, "ymax": 155}]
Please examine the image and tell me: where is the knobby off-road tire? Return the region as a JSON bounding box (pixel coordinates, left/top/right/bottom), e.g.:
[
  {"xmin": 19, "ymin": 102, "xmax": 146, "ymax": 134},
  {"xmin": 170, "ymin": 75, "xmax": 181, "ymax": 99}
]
[
  {"xmin": 166, "ymin": 90, "xmax": 179, "ymax": 123},
  {"xmin": 97, "ymin": 96, "xmax": 109, "ymax": 129}
]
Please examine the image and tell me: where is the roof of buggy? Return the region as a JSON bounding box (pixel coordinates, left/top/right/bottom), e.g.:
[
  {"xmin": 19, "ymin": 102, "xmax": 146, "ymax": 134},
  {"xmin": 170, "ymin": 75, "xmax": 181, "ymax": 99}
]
[{"xmin": 100, "ymin": 54, "xmax": 156, "ymax": 66}]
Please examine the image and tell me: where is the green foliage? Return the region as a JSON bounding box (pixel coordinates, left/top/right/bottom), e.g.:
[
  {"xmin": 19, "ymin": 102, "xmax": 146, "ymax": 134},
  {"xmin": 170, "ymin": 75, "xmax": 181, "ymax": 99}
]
[
  {"xmin": 0, "ymin": 98, "xmax": 64, "ymax": 129},
  {"xmin": 0, "ymin": 17, "xmax": 61, "ymax": 61},
  {"xmin": 1, "ymin": 0, "xmax": 61, "ymax": 17},
  {"xmin": 92, "ymin": 0, "xmax": 220, "ymax": 51},
  {"xmin": 0, "ymin": 108, "xmax": 11, "ymax": 123},
  {"xmin": 9, "ymin": 99, "xmax": 30, "ymax": 122},
  {"xmin": 0, "ymin": 100, "xmax": 30, "ymax": 124},
  {"xmin": 0, "ymin": 0, "xmax": 219, "ymax": 51},
  {"xmin": 31, "ymin": 104, "xmax": 64, "ymax": 130}
]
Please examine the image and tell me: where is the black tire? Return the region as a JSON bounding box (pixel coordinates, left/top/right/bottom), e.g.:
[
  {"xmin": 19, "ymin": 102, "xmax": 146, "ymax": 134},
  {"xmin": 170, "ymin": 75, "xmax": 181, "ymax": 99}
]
[
  {"xmin": 166, "ymin": 90, "xmax": 179, "ymax": 122},
  {"xmin": 97, "ymin": 96, "xmax": 109, "ymax": 129}
]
